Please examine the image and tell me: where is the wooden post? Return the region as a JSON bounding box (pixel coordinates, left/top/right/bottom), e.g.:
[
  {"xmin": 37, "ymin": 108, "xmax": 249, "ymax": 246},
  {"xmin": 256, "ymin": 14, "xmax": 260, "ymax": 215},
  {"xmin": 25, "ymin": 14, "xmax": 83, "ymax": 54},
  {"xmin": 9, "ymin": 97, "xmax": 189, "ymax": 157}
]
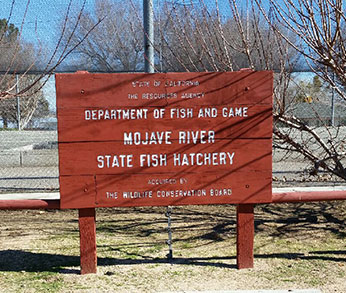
[
  {"xmin": 79, "ymin": 208, "xmax": 97, "ymax": 274},
  {"xmin": 236, "ymin": 204, "xmax": 254, "ymax": 269}
]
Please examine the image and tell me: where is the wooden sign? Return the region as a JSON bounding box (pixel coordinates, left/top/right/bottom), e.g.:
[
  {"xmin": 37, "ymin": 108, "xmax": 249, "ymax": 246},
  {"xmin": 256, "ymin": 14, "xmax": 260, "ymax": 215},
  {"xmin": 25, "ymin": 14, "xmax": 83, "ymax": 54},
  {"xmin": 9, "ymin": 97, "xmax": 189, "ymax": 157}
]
[{"xmin": 56, "ymin": 71, "xmax": 273, "ymax": 209}]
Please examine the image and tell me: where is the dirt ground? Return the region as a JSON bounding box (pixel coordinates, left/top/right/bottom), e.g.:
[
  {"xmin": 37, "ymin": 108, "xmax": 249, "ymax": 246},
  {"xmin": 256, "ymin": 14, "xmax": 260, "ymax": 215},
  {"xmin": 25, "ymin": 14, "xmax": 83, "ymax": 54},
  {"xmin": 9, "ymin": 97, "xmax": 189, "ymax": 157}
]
[{"xmin": 0, "ymin": 202, "xmax": 345, "ymax": 292}]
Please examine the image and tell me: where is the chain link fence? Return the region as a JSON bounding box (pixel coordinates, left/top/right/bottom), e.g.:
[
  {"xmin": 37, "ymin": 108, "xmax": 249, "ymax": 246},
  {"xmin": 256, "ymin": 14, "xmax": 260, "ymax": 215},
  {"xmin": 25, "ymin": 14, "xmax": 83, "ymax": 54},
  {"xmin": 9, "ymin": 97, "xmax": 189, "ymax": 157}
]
[
  {"xmin": 0, "ymin": 72, "xmax": 346, "ymax": 194},
  {"xmin": 0, "ymin": 74, "xmax": 59, "ymax": 193}
]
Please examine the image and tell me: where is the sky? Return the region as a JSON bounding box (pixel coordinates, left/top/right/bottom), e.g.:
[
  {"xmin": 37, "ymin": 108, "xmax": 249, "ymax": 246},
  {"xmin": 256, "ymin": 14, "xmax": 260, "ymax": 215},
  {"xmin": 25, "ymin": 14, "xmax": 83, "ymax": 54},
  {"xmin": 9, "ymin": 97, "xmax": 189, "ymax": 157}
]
[
  {"xmin": 0, "ymin": 0, "xmax": 278, "ymax": 112},
  {"xmin": 0, "ymin": 0, "xmax": 246, "ymax": 74},
  {"xmin": 0, "ymin": 0, "xmax": 94, "ymax": 111},
  {"xmin": 0, "ymin": 0, "xmax": 250, "ymax": 47},
  {"xmin": 0, "ymin": 0, "xmax": 92, "ymax": 45}
]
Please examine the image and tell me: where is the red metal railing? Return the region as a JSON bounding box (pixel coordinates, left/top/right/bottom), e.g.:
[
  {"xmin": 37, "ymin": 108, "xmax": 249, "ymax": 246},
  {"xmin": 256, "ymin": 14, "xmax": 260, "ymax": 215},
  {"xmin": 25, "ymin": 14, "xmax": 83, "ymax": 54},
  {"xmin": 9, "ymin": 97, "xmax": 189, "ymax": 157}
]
[{"xmin": 1, "ymin": 190, "xmax": 345, "ymax": 210}]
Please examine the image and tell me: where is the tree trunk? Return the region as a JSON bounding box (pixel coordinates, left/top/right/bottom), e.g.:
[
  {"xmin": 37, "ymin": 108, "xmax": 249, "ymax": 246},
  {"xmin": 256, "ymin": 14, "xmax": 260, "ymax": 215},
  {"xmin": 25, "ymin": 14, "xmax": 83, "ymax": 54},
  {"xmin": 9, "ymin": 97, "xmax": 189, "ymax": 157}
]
[{"xmin": 3, "ymin": 118, "xmax": 8, "ymax": 129}]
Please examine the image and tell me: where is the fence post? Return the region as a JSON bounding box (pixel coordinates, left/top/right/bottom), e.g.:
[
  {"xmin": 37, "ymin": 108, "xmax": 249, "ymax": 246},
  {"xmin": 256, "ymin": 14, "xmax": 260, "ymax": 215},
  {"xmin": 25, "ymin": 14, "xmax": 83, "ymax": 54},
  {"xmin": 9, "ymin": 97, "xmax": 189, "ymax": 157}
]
[
  {"xmin": 16, "ymin": 74, "xmax": 21, "ymax": 131},
  {"xmin": 331, "ymin": 72, "xmax": 335, "ymax": 126},
  {"xmin": 236, "ymin": 204, "xmax": 254, "ymax": 269},
  {"xmin": 79, "ymin": 208, "xmax": 97, "ymax": 274}
]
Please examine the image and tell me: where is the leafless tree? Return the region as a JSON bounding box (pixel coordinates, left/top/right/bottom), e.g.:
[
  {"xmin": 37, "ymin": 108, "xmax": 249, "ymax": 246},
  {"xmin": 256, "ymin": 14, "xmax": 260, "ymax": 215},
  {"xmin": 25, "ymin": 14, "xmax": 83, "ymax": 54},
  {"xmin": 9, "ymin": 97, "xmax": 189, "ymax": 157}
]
[
  {"xmin": 254, "ymin": 0, "xmax": 346, "ymax": 180},
  {"xmin": 153, "ymin": 1, "xmax": 296, "ymax": 116},
  {"xmin": 0, "ymin": 0, "xmax": 103, "ymax": 100},
  {"xmin": 153, "ymin": 0, "xmax": 346, "ymax": 180},
  {"xmin": 0, "ymin": 0, "xmax": 103, "ymax": 129},
  {"xmin": 48, "ymin": 0, "xmax": 346, "ymax": 180},
  {"xmin": 0, "ymin": 74, "xmax": 48, "ymax": 129},
  {"xmin": 61, "ymin": 0, "xmax": 143, "ymax": 72},
  {"xmin": 152, "ymin": 0, "xmax": 296, "ymax": 72},
  {"xmin": 256, "ymin": 0, "xmax": 346, "ymax": 101}
]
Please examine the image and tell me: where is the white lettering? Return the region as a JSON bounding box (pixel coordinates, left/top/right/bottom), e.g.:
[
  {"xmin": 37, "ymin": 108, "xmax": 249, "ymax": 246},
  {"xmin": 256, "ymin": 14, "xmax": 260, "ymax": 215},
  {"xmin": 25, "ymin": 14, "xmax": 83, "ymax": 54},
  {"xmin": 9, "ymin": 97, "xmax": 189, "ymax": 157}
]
[
  {"xmin": 157, "ymin": 189, "xmax": 207, "ymax": 197},
  {"xmin": 140, "ymin": 154, "xmax": 167, "ymax": 167},
  {"xmin": 123, "ymin": 191, "xmax": 153, "ymax": 198},
  {"xmin": 198, "ymin": 108, "xmax": 217, "ymax": 118},
  {"xmin": 227, "ymin": 152, "xmax": 235, "ymax": 164},
  {"xmin": 85, "ymin": 110, "xmax": 91, "ymax": 120},
  {"xmin": 222, "ymin": 107, "xmax": 248, "ymax": 118},
  {"xmin": 106, "ymin": 192, "xmax": 118, "ymax": 199},
  {"xmin": 178, "ymin": 131, "xmax": 215, "ymax": 144},
  {"xmin": 170, "ymin": 108, "xmax": 193, "ymax": 118},
  {"xmin": 97, "ymin": 155, "xmax": 104, "ymax": 168},
  {"xmin": 210, "ymin": 189, "xmax": 232, "ymax": 196},
  {"xmin": 124, "ymin": 132, "xmax": 172, "ymax": 145},
  {"xmin": 181, "ymin": 92, "xmax": 205, "ymax": 99},
  {"xmin": 173, "ymin": 152, "xmax": 235, "ymax": 166},
  {"xmin": 84, "ymin": 109, "xmax": 149, "ymax": 120},
  {"xmin": 97, "ymin": 154, "xmax": 133, "ymax": 168}
]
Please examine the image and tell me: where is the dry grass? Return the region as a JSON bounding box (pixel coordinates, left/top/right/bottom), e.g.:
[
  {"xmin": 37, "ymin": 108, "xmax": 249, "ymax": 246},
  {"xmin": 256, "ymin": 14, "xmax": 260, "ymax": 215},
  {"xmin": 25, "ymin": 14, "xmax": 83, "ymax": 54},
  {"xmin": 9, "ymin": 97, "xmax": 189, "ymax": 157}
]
[{"xmin": 0, "ymin": 202, "xmax": 345, "ymax": 292}]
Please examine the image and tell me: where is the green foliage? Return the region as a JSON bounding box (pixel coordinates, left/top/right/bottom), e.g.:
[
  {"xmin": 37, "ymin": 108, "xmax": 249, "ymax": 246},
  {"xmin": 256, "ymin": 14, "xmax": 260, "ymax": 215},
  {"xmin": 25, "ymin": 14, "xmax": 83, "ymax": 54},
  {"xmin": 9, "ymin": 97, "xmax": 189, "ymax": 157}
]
[
  {"xmin": 294, "ymin": 75, "xmax": 324, "ymax": 103},
  {"xmin": 0, "ymin": 18, "xmax": 19, "ymax": 42},
  {"xmin": 313, "ymin": 75, "xmax": 322, "ymax": 91}
]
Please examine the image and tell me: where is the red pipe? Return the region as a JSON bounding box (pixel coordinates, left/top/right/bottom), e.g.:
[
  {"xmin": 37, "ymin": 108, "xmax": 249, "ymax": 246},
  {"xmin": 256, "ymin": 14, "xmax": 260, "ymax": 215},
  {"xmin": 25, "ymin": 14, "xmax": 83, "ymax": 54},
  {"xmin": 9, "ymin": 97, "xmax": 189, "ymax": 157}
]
[
  {"xmin": 0, "ymin": 200, "xmax": 60, "ymax": 210},
  {"xmin": 0, "ymin": 191, "xmax": 345, "ymax": 210},
  {"xmin": 271, "ymin": 190, "xmax": 346, "ymax": 203}
]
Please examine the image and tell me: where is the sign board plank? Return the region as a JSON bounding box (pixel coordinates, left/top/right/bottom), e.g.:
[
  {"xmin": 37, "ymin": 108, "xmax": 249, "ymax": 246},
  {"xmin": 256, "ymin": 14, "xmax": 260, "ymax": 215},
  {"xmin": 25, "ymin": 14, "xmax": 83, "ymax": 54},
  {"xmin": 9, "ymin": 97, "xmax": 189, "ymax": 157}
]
[
  {"xmin": 56, "ymin": 72, "xmax": 272, "ymax": 108},
  {"xmin": 56, "ymin": 71, "xmax": 273, "ymax": 209},
  {"xmin": 58, "ymin": 139, "xmax": 271, "ymax": 174},
  {"xmin": 57, "ymin": 105, "xmax": 272, "ymax": 142}
]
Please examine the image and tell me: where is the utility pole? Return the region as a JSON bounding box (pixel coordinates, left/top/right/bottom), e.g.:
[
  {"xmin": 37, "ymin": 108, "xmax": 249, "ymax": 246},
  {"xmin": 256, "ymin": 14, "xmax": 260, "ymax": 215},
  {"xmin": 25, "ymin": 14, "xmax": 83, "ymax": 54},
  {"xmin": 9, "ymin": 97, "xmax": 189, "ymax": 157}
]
[{"xmin": 143, "ymin": 0, "xmax": 155, "ymax": 73}]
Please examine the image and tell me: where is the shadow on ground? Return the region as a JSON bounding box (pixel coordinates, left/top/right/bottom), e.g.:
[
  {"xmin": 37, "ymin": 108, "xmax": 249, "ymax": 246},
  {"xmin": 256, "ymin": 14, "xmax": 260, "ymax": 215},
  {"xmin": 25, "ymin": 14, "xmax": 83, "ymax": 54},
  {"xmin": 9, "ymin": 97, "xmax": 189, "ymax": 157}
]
[
  {"xmin": 95, "ymin": 202, "xmax": 345, "ymax": 244},
  {"xmin": 0, "ymin": 249, "xmax": 345, "ymax": 274}
]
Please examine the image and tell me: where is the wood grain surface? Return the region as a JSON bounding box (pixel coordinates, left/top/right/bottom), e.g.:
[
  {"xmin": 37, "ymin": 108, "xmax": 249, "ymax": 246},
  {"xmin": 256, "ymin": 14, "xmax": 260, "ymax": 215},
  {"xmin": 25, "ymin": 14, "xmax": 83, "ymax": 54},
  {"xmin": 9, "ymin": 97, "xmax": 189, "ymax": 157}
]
[{"xmin": 56, "ymin": 71, "xmax": 273, "ymax": 209}]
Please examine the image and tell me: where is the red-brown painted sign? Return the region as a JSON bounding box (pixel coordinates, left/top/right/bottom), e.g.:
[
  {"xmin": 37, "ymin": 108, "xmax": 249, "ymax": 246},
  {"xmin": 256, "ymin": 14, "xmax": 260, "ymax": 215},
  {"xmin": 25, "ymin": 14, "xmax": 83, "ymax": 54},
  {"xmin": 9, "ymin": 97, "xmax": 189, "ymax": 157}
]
[{"xmin": 56, "ymin": 71, "xmax": 273, "ymax": 209}]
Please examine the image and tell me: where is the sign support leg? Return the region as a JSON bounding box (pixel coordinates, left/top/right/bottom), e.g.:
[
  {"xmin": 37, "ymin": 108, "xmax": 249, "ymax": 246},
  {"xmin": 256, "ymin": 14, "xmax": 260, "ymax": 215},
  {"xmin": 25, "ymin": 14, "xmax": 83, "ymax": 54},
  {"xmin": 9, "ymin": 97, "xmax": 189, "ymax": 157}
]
[
  {"xmin": 79, "ymin": 208, "xmax": 97, "ymax": 274},
  {"xmin": 236, "ymin": 204, "xmax": 254, "ymax": 269}
]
